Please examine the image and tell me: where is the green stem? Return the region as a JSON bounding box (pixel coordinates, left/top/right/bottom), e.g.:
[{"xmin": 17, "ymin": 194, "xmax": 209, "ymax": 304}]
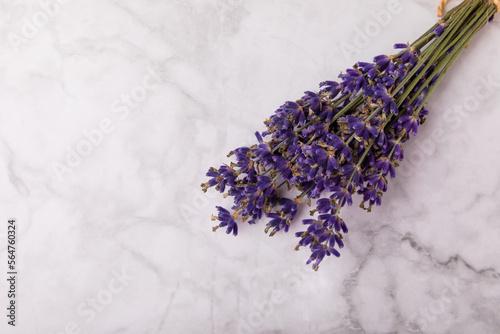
[
  {"xmin": 414, "ymin": 5, "xmax": 495, "ymax": 114},
  {"xmin": 334, "ymin": 140, "xmax": 376, "ymax": 215},
  {"xmin": 328, "ymin": 93, "xmax": 364, "ymax": 126},
  {"xmin": 406, "ymin": 7, "xmax": 485, "ymax": 104},
  {"xmin": 393, "ymin": 0, "xmax": 481, "ymax": 101}
]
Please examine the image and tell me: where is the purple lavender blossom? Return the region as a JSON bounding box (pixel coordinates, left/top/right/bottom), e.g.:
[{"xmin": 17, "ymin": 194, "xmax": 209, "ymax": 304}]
[{"xmin": 202, "ymin": 0, "xmax": 498, "ymax": 270}]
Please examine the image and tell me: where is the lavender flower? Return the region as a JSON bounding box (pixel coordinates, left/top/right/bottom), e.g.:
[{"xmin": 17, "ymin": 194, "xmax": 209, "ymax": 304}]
[{"xmin": 202, "ymin": 0, "xmax": 498, "ymax": 270}]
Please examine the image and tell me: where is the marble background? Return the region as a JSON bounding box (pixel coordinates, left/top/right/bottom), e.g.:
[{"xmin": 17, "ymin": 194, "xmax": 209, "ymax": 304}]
[{"xmin": 0, "ymin": 0, "xmax": 499, "ymax": 333}]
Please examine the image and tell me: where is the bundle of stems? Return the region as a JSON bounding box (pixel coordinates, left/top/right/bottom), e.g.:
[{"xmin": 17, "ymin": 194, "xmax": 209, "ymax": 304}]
[{"xmin": 202, "ymin": 0, "xmax": 497, "ymax": 270}]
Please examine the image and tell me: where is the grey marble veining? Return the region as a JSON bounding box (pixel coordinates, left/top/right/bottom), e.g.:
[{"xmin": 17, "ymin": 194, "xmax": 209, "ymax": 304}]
[{"xmin": 0, "ymin": 0, "xmax": 499, "ymax": 333}]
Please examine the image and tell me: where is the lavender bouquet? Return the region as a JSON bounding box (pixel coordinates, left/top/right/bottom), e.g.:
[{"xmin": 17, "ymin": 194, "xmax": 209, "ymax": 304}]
[{"xmin": 202, "ymin": 0, "xmax": 498, "ymax": 270}]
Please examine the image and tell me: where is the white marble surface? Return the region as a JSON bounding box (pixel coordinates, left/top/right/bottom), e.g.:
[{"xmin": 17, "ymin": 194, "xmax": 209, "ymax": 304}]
[{"xmin": 0, "ymin": 0, "xmax": 499, "ymax": 333}]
